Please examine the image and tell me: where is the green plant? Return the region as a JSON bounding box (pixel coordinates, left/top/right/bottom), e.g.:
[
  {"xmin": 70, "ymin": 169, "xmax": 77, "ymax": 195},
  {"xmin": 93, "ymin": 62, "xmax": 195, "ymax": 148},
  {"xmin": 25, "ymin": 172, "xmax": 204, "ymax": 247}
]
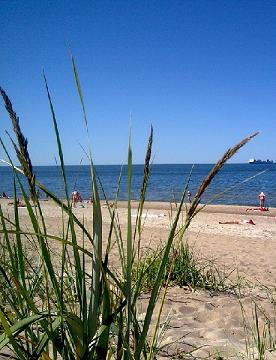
[
  {"xmin": 133, "ymin": 241, "xmax": 239, "ymax": 293},
  {"xmin": 0, "ymin": 58, "xmax": 258, "ymax": 359},
  {"xmin": 240, "ymin": 300, "xmax": 276, "ymax": 360}
]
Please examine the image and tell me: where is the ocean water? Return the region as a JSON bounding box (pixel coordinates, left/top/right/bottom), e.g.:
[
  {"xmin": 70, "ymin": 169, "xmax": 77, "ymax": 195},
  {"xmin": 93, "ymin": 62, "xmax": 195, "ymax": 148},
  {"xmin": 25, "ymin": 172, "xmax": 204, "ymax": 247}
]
[{"xmin": 0, "ymin": 164, "xmax": 276, "ymax": 207}]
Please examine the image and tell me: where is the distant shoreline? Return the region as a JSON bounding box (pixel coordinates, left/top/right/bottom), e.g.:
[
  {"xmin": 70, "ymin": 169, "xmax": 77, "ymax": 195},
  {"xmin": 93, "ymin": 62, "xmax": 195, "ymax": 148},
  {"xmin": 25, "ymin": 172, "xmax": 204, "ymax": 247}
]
[
  {"xmin": 2, "ymin": 198, "xmax": 275, "ymax": 217},
  {"xmin": 107, "ymin": 200, "xmax": 276, "ymax": 216}
]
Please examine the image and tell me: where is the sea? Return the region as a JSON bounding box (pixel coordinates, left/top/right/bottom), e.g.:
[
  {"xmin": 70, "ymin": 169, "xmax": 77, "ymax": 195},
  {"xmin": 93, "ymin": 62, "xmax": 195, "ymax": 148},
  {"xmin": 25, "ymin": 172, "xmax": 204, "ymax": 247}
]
[{"xmin": 0, "ymin": 163, "xmax": 276, "ymax": 207}]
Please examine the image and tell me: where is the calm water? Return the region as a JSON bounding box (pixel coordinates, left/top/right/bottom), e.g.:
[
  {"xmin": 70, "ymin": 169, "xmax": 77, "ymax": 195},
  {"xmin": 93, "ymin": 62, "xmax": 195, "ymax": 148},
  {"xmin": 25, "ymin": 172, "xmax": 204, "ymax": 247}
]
[{"xmin": 0, "ymin": 164, "xmax": 275, "ymax": 207}]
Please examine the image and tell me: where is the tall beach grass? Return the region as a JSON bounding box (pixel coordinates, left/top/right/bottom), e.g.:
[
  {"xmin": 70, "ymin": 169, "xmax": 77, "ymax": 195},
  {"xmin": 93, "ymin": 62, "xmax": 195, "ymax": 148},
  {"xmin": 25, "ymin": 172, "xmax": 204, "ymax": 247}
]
[{"xmin": 0, "ymin": 62, "xmax": 259, "ymax": 359}]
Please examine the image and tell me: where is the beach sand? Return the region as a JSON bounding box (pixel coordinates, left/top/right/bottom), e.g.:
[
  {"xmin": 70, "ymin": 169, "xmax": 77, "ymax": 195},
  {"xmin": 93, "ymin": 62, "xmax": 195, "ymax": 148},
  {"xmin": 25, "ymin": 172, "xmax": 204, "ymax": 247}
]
[{"xmin": 2, "ymin": 199, "xmax": 276, "ymax": 359}]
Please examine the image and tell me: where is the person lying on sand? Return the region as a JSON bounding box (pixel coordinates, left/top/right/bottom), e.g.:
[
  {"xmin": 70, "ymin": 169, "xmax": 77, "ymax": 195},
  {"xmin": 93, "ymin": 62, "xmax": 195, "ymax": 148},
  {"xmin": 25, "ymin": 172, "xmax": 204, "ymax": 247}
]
[
  {"xmin": 102, "ymin": 202, "xmax": 114, "ymax": 208},
  {"xmin": 219, "ymin": 219, "xmax": 255, "ymax": 225},
  {"xmin": 8, "ymin": 199, "xmax": 26, "ymax": 207},
  {"xmin": 246, "ymin": 207, "xmax": 269, "ymax": 212},
  {"xmin": 131, "ymin": 213, "xmax": 167, "ymax": 219}
]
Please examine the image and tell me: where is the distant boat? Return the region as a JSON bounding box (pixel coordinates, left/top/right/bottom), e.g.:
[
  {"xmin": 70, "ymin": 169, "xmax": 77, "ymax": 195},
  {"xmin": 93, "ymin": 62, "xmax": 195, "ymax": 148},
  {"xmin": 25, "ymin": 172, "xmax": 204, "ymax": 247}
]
[{"xmin": 249, "ymin": 158, "xmax": 274, "ymax": 164}]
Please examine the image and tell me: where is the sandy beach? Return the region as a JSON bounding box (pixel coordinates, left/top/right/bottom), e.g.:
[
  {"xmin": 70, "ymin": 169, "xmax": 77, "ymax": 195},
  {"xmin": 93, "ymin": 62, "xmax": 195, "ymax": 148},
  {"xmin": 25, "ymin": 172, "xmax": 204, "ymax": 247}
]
[{"xmin": 2, "ymin": 199, "xmax": 276, "ymax": 359}]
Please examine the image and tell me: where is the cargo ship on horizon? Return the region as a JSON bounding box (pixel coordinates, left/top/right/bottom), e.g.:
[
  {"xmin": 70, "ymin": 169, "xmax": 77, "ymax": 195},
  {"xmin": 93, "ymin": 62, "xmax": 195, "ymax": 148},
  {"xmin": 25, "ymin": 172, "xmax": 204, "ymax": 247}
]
[{"xmin": 249, "ymin": 158, "xmax": 274, "ymax": 164}]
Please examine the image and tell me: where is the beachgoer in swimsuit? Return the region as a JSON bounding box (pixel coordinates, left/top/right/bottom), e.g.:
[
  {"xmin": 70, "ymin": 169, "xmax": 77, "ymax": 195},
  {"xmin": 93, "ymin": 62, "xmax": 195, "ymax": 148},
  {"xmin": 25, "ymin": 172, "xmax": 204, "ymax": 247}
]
[
  {"xmin": 187, "ymin": 191, "xmax": 192, "ymax": 204},
  {"xmin": 8, "ymin": 198, "xmax": 26, "ymax": 207},
  {"xmin": 219, "ymin": 219, "xmax": 255, "ymax": 225},
  {"xmin": 72, "ymin": 191, "xmax": 83, "ymax": 207},
  {"xmin": 258, "ymin": 192, "xmax": 266, "ymax": 208}
]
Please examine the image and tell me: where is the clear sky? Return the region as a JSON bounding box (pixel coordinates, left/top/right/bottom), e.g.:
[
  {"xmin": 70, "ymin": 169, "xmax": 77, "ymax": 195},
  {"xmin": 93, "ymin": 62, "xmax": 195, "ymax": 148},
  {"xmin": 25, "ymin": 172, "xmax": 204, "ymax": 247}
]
[{"xmin": 1, "ymin": 0, "xmax": 276, "ymax": 165}]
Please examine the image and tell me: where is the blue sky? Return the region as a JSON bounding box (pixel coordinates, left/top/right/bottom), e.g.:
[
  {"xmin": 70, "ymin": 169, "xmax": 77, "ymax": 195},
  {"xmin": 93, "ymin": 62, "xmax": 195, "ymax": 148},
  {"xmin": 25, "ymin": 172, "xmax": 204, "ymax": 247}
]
[{"xmin": 1, "ymin": 0, "xmax": 276, "ymax": 165}]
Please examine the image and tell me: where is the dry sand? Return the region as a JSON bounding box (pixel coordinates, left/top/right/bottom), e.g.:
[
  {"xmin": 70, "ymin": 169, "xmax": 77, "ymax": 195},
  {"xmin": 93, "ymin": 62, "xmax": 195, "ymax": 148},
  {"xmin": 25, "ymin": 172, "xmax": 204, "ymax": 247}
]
[{"xmin": 2, "ymin": 199, "xmax": 276, "ymax": 359}]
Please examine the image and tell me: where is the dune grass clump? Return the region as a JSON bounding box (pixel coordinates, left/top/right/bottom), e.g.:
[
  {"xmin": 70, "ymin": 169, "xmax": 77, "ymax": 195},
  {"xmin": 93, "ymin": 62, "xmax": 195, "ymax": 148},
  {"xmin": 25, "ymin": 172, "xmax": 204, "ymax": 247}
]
[
  {"xmin": 0, "ymin": 59, "xmax": 258, "ymax": 359},
  {"xmin": 133, "ymin": 242, "xmax": 238, "ymax": 293}
]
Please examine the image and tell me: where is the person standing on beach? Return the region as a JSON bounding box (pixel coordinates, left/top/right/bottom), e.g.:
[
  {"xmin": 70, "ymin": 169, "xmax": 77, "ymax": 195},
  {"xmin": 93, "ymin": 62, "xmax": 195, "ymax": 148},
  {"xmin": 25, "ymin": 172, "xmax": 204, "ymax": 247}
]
[
  {"xmin": 72, "ymin": 190, "xmax": 82, "ymax": 207},
  {"xmin": 258, "ymin": 191, "xmax": 266, "ymax": 208}
]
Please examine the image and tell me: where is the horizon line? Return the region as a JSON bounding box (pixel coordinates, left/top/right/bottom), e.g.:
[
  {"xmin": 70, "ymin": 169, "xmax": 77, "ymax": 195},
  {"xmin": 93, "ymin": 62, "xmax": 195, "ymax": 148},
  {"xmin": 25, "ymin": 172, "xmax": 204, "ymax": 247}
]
[{"xmin": 0, "ymin": 161, "xmax": 269, "ymax": 167}]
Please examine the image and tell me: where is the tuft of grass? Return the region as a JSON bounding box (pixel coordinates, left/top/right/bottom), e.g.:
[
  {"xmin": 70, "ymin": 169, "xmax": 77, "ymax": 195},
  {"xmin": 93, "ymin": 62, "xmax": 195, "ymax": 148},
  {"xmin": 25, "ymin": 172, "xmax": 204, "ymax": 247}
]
[{"xmin": 133, "ymin": 242, "xmax": 239, "ymax": 293}]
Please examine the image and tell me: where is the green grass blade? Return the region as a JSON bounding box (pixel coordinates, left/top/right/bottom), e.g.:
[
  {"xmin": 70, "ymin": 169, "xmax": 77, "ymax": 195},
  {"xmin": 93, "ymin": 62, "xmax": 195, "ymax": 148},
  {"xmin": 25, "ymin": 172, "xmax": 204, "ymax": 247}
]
[
  {"xmin": 134, "ymin": 189, "xmax": 186, "ymax": 359},
  {"xmin": 33, "ymin": 316, "xmax": 62, "ymax": 358},
  {"xmin": 71, "ymin": 55, "xmax": 89, "ymax": 131},
  {"xmin": 94, "ymin": 281, "xmax": 111, "ymax": 359},
  {"xmin": 88, "ymin": 165, "xmax": 103, "ymax": 346},
  {"xmin": 125, "ymin": 132, "xmax": 133, "ymax": 355},
  {"xmin": 98, "ymin": 165, "xmax": 126, "ymax": 271},
  {"xmin": 17, "ymin": 179, "xmax": 65, "ymax": 313},
  {"xmin": 71, "ymin": 54, "xmax": 105, "ymax": 357},
  {"xmin": 0, "ymin": 205, "xmax": 17, "ymax": 278},
  {"xmin": 12, "ymin": 179, "xmax": 27, "ymax": 291},
  {"xmin": 134, "ymin": 125, "xmax": 153, "ymax": 247},
  {"xmin": 43, "ymin": 73, "xmax": 69, "ymax": 201},
  {"xmin": 0, "ymin": 310, "xmax": 50, "ymax": 351},
  {"xmin": 0, "ymin": 310, "xmax": 27, "ymax": 359}
]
